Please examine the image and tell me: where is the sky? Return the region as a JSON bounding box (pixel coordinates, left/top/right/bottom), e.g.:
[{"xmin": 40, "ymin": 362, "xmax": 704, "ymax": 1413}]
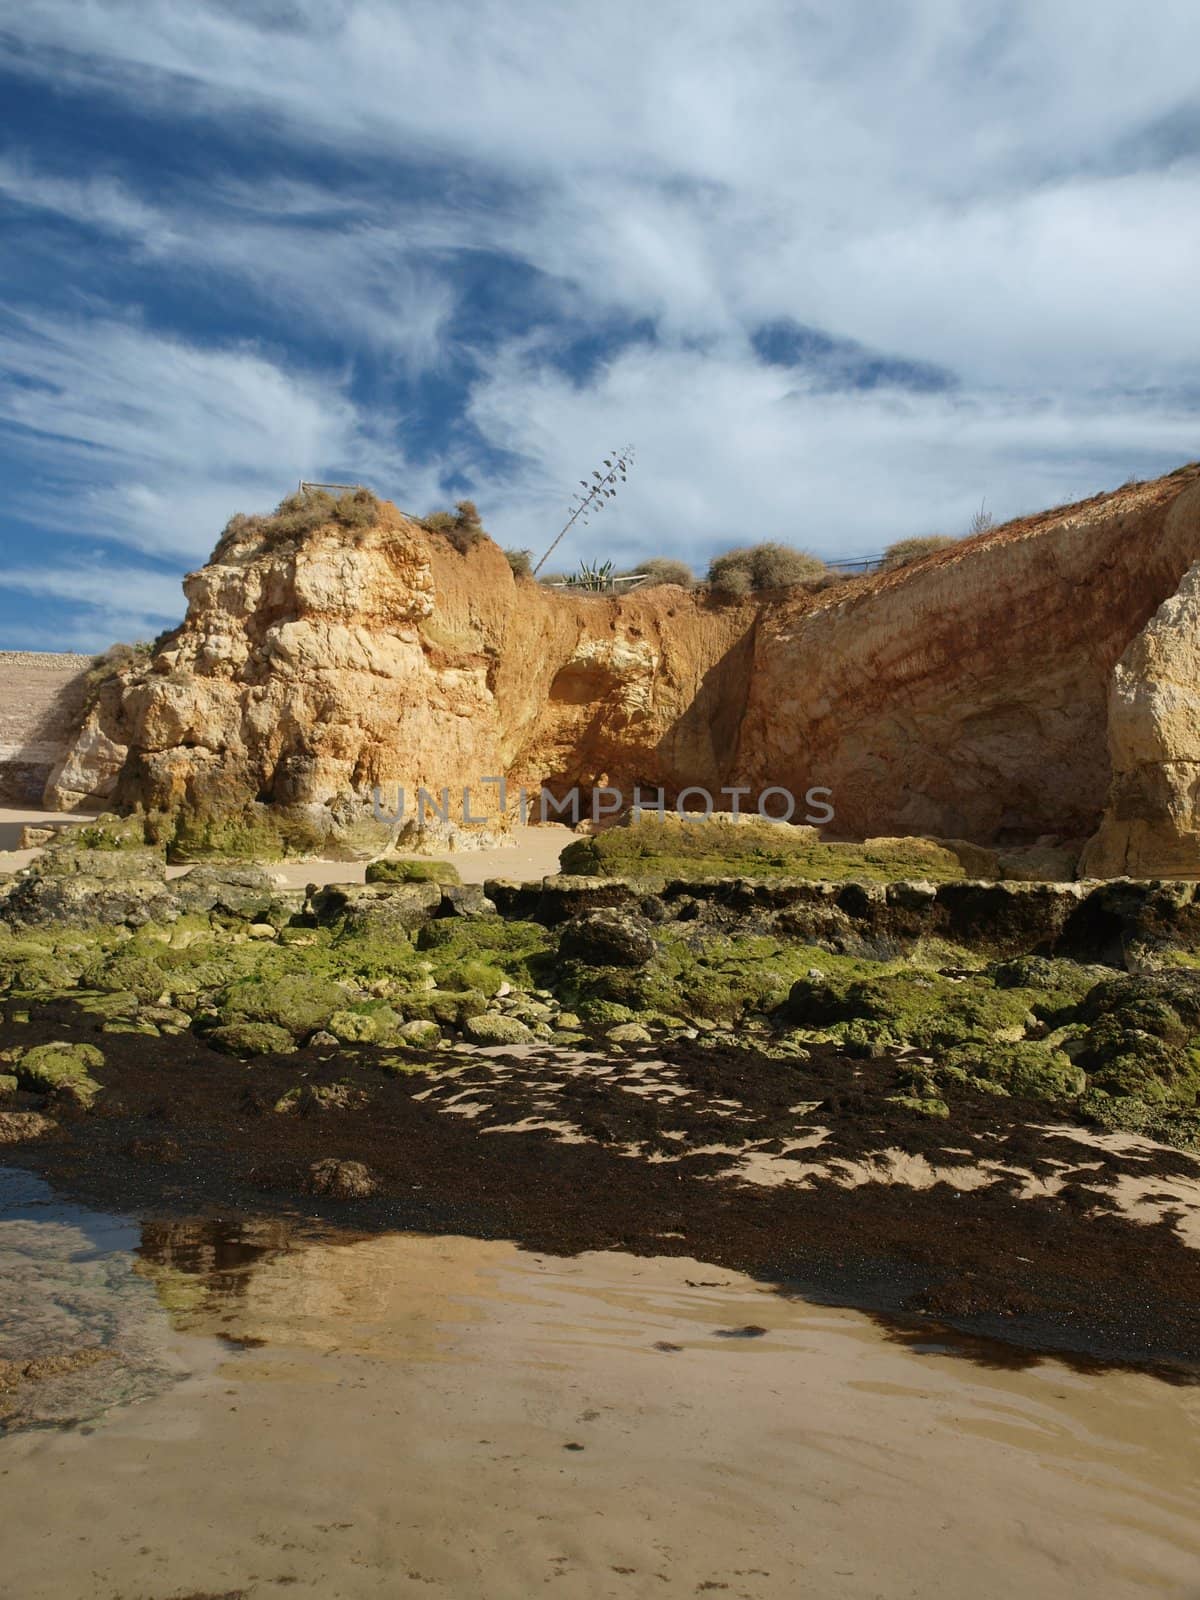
[{"xmin": 0, "ymin": 1, "xmax": 1198, "ymax": 651}]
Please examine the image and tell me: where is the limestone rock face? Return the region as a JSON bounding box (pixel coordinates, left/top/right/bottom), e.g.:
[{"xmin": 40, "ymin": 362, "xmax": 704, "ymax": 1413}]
[
  {"xmin": 49, "ymin": 501, "xmax": 757, "ymax": 843},
  {"xmin": 736, "ymin": 470, "xmax": 1200, "ymax": 844},
  {"xmin": 1081, "ymin": 559, "xmax": 1200, "ymax": 876},
  {"xmin": 46, "ymin": 467, "xmax": 1200, "ymax": 871}
]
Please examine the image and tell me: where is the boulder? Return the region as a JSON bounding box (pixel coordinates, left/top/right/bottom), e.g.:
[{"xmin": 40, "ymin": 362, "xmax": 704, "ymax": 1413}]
[
  {"xmin": 462, "ymin": 1013, "xmax": 534, "ymax": 1045},
  {"xmin": 438, "ymin": 883, "xmax": 497, "ymax": 918},
  {"xmin": 558, "ymin": 909, "xmax": 658, "ymax": 967},
  {"xmin": 172, "ymin": 862, "xmax": 279, "ymax": 918},
  {"xmin": 309, "ymin": 881, "xmax": 442, "ymax": 933},
  {"xmin": 208, "ymin": 1021, "xmax": 296, "ymax": 1057}
]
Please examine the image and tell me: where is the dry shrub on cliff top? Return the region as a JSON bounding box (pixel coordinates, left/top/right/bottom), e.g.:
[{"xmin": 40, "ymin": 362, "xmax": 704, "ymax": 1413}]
[
  {"xmin": 881, "ymin": 534, "xmax": 957, "ymax": 571},
  {"xmin": 504, "ymin": 547, "xmax": 533, "ymax": 579},
  {"xmin": 633, "ymin": 557, "xmax": 694, "ymax": 589},
  {"xmin": 423, "ymin": 499, "xmax": 487, "ymax": 554},
  {"xmin": 212, "ymin": 488, "xmax": 382, "ymax": 559},
  {"xmin": 707, "ymin": 542, "xmax": 827, "ymax": 596}
]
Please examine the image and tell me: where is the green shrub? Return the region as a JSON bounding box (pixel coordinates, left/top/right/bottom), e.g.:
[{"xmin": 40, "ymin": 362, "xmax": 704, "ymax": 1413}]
[
  {"xmin": 881, "ymin": 535, "xmax": 956, "ymax": 570},
  {"xmin": 331, "ymin": 487, "xmax": 379, "ymax": 528},
  {"xmin": 424, "ymin": 499, "xmax": 486, "ymax": 554},
  {"xmin": 84, "ymin": 643, "xmax": 145, "ymax": 710},
  {"xmin": 707, "ymin": 542, "xmax": 826, "ymax": 595},
  {"xmin": 633, "ymin": 558, "xmax": 693, "ymax": 589}
]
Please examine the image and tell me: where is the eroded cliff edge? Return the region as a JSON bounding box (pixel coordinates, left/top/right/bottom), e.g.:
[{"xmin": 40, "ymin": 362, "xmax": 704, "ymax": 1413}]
[{"xmin": 47, "ymin": 463, "xmax": 1200, "ymax": 872}]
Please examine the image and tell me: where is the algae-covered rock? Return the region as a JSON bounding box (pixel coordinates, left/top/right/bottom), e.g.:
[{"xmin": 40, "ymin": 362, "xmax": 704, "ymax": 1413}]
[
  {"xmin": 577, "ymin": 998, "xmax": 637, "ymax": 1030},
  {"xmin": 1072, "ymin": 971, "xmax": 1200, "ymax": 1101},
  {"xmin": 327, "ymin": 1006, "xmax": 402, "ymax": 1044},
  {"xmin": 398, "ymin": 1018, "xmax": 441, "ymax": 1046},
  {"xmin": 35, "ymin": 843, "xmax": 165, "ymax": 881},
  {"xmin": 217, "ymin": 973, "xmax": 346, "ymax": 1039},
  {"xmin": 208, "ymin": 1021, "xmax": 296, "ymax": 1057},
  {"xmin": 1078, "ymin": 1090, "xmax": 1200, "ymax": 1149},
  {"xmin": 887, "ymin": 1092, "xmax": 950, "ymax": 1118},
  {"xmin": 786, "ymin": 966, "xmax": 1041, "ymax": 1052},
  {"xmin": 15, "ymin": 1041, "xmax": 104, "ymax": 1100},
  {"xmin": 172, "ymin": 862, "xmax": 279, "ymax": 919},
  {"xmin": 942, "ymin": 1040, "xmax": 1085, "ymax": 1101},
  {"xmin": 310, "ymin": 881, "xmax": 442, "ymax": 934},
  {"xmin": 0, "ymin": 1110, "xmax": 56, "ymax": 1143},
  {"xmin": 606, "ymin": 1022, "xmax": 653, "ymax": 1044},
  {"xmin": 0, "ymin": 1073, "xmax": 17, "ymax": 1095},
  {"xmin": 83, "ymin": 949, "xmax": 171, "ymax": 1003},
  {"xmin": 365, "ymin": 858, "xmax": 461, "ymax": 885},
  {"xmin": 2, "ymin": 869, "xmax": 178, "ymax": 929},
  {"xmin": 559, "ymin": 909, "xmax": 658, "ymax": 968},
  {"xmin": 416, "ymin": 917, "xmax": 553, "ymax": 989},
  {"xmin": 275, "ymin": 1083, "xmax": 367, "ymax": 1115},
  {"xmin": 462, "ymin": 1013, "xmax": 534, "ymax": 1045},
  {"xmin": 326, "ymin": 1010, "xmax": 377, "ymax": 1043}
]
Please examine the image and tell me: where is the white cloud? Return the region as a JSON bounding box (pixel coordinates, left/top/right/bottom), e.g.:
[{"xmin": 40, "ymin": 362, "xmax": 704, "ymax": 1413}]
[
  {"xmin": 465, "ymin": 340, "xmax": 1200, "ymax": 569},
  {"xmin": 0, "ymin": 311, "xmax": 429, "ymax": 558},
  {"xmin": 0, "ymin": 563, "xmax": 184, "ymax": 648},
  {"xmin": 1, "ymin": 0, "xmax": 1199, "ymax": 597}
]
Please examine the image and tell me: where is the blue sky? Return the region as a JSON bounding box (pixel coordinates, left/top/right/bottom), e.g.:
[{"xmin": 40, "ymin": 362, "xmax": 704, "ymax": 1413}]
[{"xmin": 1, "ymin": 1, "xmax": 1198, "ymax": 650}]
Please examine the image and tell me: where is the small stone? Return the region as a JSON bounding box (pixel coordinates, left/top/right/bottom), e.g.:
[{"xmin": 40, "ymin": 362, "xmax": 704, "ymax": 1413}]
[
  {"xmin": 246, "ymin": 922, "xmax": 277, "ymax": 940},
  {"xmin": 0, "ymin": 1111, "xmax": 56, "ymax": 1144},
  {"xmin": 306, "ymin": 1158, "xmax": 380, "ymax": 1199}
]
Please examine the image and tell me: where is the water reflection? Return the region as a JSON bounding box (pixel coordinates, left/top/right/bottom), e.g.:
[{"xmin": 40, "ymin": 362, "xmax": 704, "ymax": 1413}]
[
  {"xmin": 0, "ymin": 1168, "xmax": 187, "ymax": 1430},
  {"xmin": 4, "ymin": 1169, "xmax": 1200, "ymax": 1598}
]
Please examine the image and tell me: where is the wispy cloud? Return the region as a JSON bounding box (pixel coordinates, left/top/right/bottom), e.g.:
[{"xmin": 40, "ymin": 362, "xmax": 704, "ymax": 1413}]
[
  {"xmin": 1, "ymin": 0, "xmax": 1199, "ymax": 646},
  {"xmin": 0, "ymin": 310, "xmax": 421, "ymax": 558}
]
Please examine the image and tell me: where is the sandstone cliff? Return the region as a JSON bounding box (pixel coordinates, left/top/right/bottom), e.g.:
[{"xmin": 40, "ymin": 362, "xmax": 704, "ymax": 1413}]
[{"xmin": 47, "ymin": 464, "xmax": 1200, "ymax": 872}]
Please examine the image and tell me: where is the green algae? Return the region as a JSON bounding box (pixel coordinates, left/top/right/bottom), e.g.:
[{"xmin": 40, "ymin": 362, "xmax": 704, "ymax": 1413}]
[
  {"xmin": 207, "ymin": 1021, "xmax": 297, "ymax": 1057},
  {"xmin": 559, "ymin": 818, "xmax": 969, "ymax": 883},
  {"xmin": 13, "ymin": 1041, "xmax": 104, "ymax": 1100},
  {"xmin": 364, "ymin": 859, "xmax": 462, "ymax": 885}
]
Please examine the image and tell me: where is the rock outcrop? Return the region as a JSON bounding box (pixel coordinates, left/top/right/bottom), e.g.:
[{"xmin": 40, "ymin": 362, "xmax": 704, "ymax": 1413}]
[
  {"xmin": 46, "ymin": 464, "xmax": 1200, "ymax": 871},
  {"xmin": 1080, "ymin": 559, "xmax": 1200, "ymax": 876}
]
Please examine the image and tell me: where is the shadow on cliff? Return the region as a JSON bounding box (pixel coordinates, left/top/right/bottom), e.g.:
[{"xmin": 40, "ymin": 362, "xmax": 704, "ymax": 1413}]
[{"xmin": 654, "ymin": 609, "xmax": 759, "ymax": 797}]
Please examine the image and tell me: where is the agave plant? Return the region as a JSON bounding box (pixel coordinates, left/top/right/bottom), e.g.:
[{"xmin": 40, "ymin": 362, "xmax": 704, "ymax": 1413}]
[
  {"xmin": 567, "ymin": 559, "xmax": 615, "ymax": 591},
  {"xmin": 533, "ymin": 446, "xmax": 635, "ymax": 577}
]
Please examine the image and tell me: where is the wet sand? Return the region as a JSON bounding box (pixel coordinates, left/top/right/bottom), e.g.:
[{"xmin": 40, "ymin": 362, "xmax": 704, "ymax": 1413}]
[{"xmin": 2, "ymin": 1175, "xmax": 1200, "ymax": 1599}]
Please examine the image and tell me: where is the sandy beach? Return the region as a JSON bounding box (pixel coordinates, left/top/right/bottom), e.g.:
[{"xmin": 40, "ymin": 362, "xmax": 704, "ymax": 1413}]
[{"xmin": 0, "ymin": 805, "xmax": 576, "ymax": 884}]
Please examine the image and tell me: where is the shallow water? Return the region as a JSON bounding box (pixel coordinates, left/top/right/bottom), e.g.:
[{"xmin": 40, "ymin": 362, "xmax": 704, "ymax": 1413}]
[{"xmin": 1, "ymin": 1170, "xmax": 1198, "ymax": 1598}]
